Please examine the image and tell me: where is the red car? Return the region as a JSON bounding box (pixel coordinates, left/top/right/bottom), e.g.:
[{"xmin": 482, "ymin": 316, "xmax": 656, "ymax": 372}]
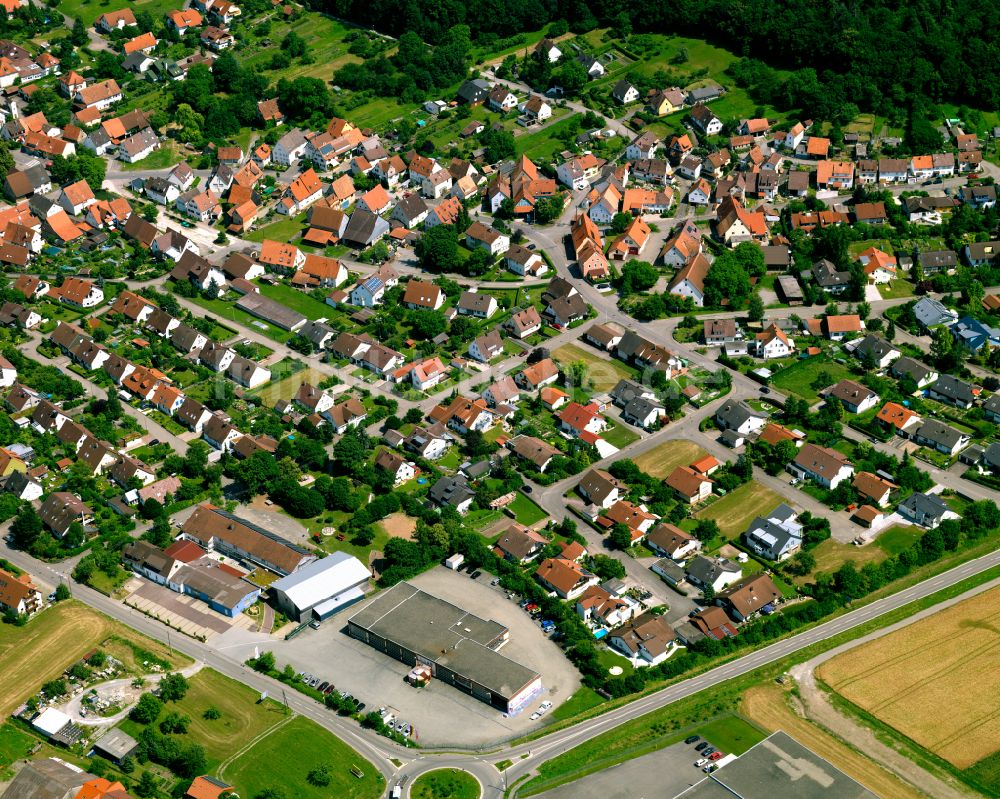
[{"xmin": 709, "ymin": 751, "xmax": 724, "ymax": 761}]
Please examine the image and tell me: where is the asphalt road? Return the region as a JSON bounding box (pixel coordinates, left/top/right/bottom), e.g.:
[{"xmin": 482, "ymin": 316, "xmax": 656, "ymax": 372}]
[{"xmin": 5, "ymin": 524, "xmax": 1000, "ymax": 798}]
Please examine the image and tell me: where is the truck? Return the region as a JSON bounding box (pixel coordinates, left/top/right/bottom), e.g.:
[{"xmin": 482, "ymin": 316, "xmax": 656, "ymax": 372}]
[
  {"xmin": 392, "ymin": 785, "xmax": 402, "ymax": 799},
  {"xmin": 713, "ymin": 753, "xmax": 738, "ymax": 770}
]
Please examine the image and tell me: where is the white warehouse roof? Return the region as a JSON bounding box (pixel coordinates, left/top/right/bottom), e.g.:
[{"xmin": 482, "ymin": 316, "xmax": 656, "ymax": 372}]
[
  {"xmin": 33, "ymin": 707, "xmax": 71, "ymax": 736},
  {"xmin": 271, "ymin": 552, "xmax": 371, "ymax": 613}
]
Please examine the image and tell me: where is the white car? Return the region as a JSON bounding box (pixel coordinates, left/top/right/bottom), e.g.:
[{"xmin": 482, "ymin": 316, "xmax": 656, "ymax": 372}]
[
  {"xmin": 695, "ymin": 758, "xmax": 709, "ymax": 768},
  {"xmin": 538, "ymin": 701, "xmax": 552, "ymax": 713},
  {"xmin": 530, "ymin": 711, "xmax": 541, "ymax": 720}
]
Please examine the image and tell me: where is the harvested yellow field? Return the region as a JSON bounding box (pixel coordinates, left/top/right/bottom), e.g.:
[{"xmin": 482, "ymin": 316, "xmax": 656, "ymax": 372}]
[
  {"xmin": 551, "ymin": 343, "xmax": 637, "ymax": 392},
  {"xmin": 741, "ymin": 685, "xmax": 926, "ymax": 799},
  {"xmin": 820, "ymin": 585, "xmax": 1000, "ymax": 768},
  {"xmin": 631, "ymin": 439, "xmax": 708, "ymax": 479},
  {"xmin": 0, "ymin": 602, "xmax": 112, "ymax": 714}
]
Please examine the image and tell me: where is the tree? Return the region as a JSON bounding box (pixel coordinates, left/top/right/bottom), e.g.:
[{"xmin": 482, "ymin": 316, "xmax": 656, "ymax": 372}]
[
  {"xmin": 480, "ymin": 127, "xmax": 516, "ymax": 162},
  {"xmin": 747, "ymin": 292, "xmax": 765, "ymax": 322},
  {"xmin": 610, "ymin": 212, "xmax": 632, "ymax": 234},
  {"xmin": 534, "ymin": 195, "xmax": 565, "ymax": 224},
  {"xmin": 252, "ymin": 651, "xmax": 276, "ymax": 672},
  {"xmin": 553, "ymin": 59, "xmax": 588, "ymax": 94},
  {"xmin": 307, "ymin": 765, "xmax": 331, "ymax": 786},
  {"xmin": 70, "ymin": 16, "xmax": 88, "ymax": 46},
  {"xmin": 134, "ymin": 771, "xmax": 158, "ymax": 798},
  {"xmin": 159, "ymin": 672, "xmax": 189, "ymax": 702},
  {"xmin": 10, "ymin": 506, "xmax": 42, "ymax": 550},
  {"xmin": 619, "ymin": 260, "xmax": 659, "ymax": 295},
  {"xmin": 589, "ymin": 554, "xmax": 626, "ymax": 580},
  {"xmin": 703, "ymin": 252, "xmax": 752, "ymax": 308},
  {"xmin": 415, "ymin": 225, "xmax": 460, "ymax": 273},
  {"xmin": 130, "ymin": 693, "xmax": 163, "ymax": 724},
  {"xmin": 693, "ymin": 519, "xmax": 720, "ymax": 543},
  {"xmin": 857, "ymin": 300, "xmax": 871, "ymax": 321},
  {"xmin": 608, "ymin": 523, "xmax": 633, "ymax": 550},
  {"xmin": 54, "ymin": 583, "xmax": 70, "ymax": 601}
]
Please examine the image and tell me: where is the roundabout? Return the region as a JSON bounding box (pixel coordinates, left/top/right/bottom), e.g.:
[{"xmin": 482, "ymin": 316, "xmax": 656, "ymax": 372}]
[{"xmin": 409, "ymin": 767, "xmax": 482, "ymax": 799}]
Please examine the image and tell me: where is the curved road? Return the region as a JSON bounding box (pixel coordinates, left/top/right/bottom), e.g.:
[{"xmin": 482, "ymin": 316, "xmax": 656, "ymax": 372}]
[{"xmin": 4, "ymin": 527, "xmax": 1000, "ymax": 797}]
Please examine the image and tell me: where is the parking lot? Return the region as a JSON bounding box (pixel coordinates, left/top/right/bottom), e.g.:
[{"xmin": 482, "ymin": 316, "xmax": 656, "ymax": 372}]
[
  {"xmin": 538, "ymin": 740, "xmax": 704, "ymax": 799},
  {"xmin": 254, "ymin": 566, "xmax": 581, "ymax": 746}
]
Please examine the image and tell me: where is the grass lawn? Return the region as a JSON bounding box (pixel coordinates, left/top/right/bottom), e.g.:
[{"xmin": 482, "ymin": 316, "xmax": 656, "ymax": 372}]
[
  {"xmin": 597, "ymin": 647, "xmax": 634, "ymax": 676},
  {"xmin": 253, "ymin": 366, "xmax": 327, "ymax": 405},
  {"xmin": 170, "ymin": 670, "xmax": 292, "ymax": 769},
  {"xmin": 0, "ymin": 723, "xmax": 39, "ymax": 779},
  {"xmin": 878, "ymin": 280, "xmax": 916, "ymax": 300},
  {"xmin": 240, "ymin": 13, "xmax": 363, "ymax": 82},
  {"xmin": 551, "ymin": 342, "xmax": 636, "ymax": 392},
  {"xmin": 258, "ymin": 281, "xmax": 333, "ymax": 319},
  {"xmin": 694, "ymin": 481, "xmax": 784, "ymax": 539},
  {"xmin": 223, "ymin": 714, "xmax": 384, "ymax": 799},
  {"xmin": 411, "ymin": 768, "xmax": 480, "ymax": 799},
  {"xmin": 632, "ymin": 438, "xmax": 707, "ymax": 480},
  {"xmin": 696, "ymin": 715, "xmax": 768, "ymax": 755},
  {"xmin": 184, "ymin": 292, "xmax": 295, "ymax": 343},
  {"xmin": 244, "ymin": 212, "xmax": 307, "ymax": 244},
  {"xmin": 550, "ymin": 686, "xmax": 605, "ymax": 721},
  {"xmin": 602, "ymin": 419, "xmax": 640, "ymax": 449},
  {"xmin": 348, "ymin": 97, "xmax": 423, "ymax": 131},
  {"xmin": 121, "ymin": 142, "xmax": 182, "ymax": 171},
  {"xmin": 60, "ymin": 0, "xmax": 177, "ymax": 27},
  {"xmin": 770, "ymin": 357, "xmax": 856, "ymax": 403},
  {"xmin": 516, "ymin": 114, "xmax": 582, "ymax": 161},
  {"xmin": 874, "ymin": 525, "xmax": 924, "ymax": 556},
  {"xmin": 806, "ymin": 538, "xmax": 887, "ymax": 579},
  {"xmin": 507, "ymin": 493, "xmax": 548, "ymax": 526}
]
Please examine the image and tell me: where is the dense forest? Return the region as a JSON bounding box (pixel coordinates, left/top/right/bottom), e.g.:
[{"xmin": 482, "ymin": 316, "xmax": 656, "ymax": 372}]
[{"xmin": 317, "ymin": 0, "xmax": 1000, "ymax": 115}]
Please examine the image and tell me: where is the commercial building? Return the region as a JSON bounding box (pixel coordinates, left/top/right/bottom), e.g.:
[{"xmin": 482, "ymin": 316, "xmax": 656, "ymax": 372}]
[
  {"xmin": 181, "ymin": 504, "xmax": 315, "ymax": 576},
  {"xmin": 347, "ymin": 582, "xmax": 542, "ymax": 713},
  {"xmin": 270, "ymin": 552, "xmax": 371, "ymax": 621},
  {"xmin": 674, "ymin": 731, "xmax": 877, "ymax": 799}
]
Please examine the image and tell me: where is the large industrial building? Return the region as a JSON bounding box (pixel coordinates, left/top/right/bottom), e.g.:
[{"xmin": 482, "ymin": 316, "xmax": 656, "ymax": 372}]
[
  {"xmin": 674, "ymin": 731, "xmax": 878, "ymax": 799},
  {"xmin": 347, "ymin": 582, "xmax": 542, "ymax": 713},
  {"xmin": 270, "ymin": 552, "xmax": 371, "ymax": 621}
]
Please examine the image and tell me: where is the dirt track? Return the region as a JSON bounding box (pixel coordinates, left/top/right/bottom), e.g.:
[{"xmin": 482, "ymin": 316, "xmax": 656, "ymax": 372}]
[{"xmin": 742, "ymin": 684, "xmax": 930, "ymax": 799}]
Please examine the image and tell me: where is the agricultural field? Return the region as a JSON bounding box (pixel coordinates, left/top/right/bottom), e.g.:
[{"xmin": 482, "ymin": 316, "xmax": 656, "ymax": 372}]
[
  {"xmin": 551, "ymin": 343, "xmax": 637, "ymax": 393},
  {"xmin": 631, "ymin": 438, "xmax": 707, "ymax": 480},
  {"xmin": 694, "ymin": 480, "xmax": 784, "ymax": 538},
  {"xmin": 770, "ymin": 357, "xmax": 856, "ymax": 403},
  {"xmin": 819, "ymin": 584, "xmax": 1000, "ymax": 770},
  {"xmin": 741, "ymin": 684, "xmax": 926, "ymax": 799},
  {"xmin": 240, "ymin": 14, "xmax": 364, "ymax": 82},
  {"xmin": 223, "ymin": 714, "xmax": 384, "ymax": 799}
]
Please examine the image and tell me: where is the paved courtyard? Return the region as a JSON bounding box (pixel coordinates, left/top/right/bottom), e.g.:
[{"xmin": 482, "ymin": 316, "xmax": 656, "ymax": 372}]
[
  {"xmin": 124, "ymin": 578, "xmax": 253, "ymax": 640},
  {"xmin": 213, "ymin": 566, "xmax": 581, "ymax": 746}
]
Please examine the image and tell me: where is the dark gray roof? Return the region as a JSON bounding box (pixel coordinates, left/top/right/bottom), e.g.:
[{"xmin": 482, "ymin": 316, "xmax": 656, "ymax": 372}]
[
  {"xmin": 429, "ymin": 475, "xmax": 474, "ymax": 508},
  {"xmin": 891, "ymin": 356, "xmax": 934, "ymax": 383},
  {"xmin": 915, "ymin": 419, "xmax": 967, "ymax": 450},
  {"xmin": 851, "ymin": 334, "xmax": 897, "ymax": 362},
  {"xmin": 928, "ymin": 374, "xmax": 975, "ymax": 403},
  {"xmin": 899, "ymin": 492, "xmax": 949, "ymax": 520}
]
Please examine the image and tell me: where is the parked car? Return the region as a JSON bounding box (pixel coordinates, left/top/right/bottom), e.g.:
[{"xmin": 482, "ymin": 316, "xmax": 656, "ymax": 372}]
[
  {"xmin": 685, "ymin": 735, "xmax": 700, "ymax": 745},
  {"xmin": 695, "ymin": 758, "xmax": 709, "ymax": 768},
  {"xmin": 538, "ymin": 701, "xmax": 552, "ymax": 712},
  {"xmin": 695, "ymin": 741, "xmax": 709, "ymax": 752},
  {"xmin": 709, "ymin": 751, "xmax": 724, "ymax": 761},
  {"xmin": 309, "ymin": 620, "xmax": 321, "ymax": 629},
  {"xmin": 318, "ymin": 681, "xmax": 329, "ymax": 692},
  {"xmin": 530, "ymin": 711, "xmax": 541, "ymax": 720},
  {"xmin": 470, "ymin": 570, "xmax": 482, "ymax": 579}
]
